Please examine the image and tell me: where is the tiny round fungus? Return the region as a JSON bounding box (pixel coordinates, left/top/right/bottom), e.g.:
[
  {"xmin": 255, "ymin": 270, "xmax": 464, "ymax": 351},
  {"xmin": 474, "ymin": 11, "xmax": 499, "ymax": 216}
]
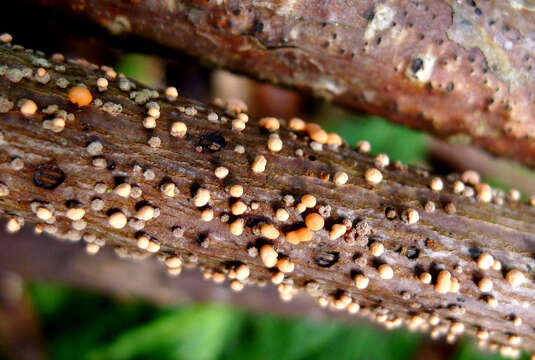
[
  {"xmin": 327, "ymin": 133, "xmax": 342, "ymax": 146},
  {"xmin": 347, "ymin": 303, "xmax": 360, "ymax": 314},
  {"xmin": 476, "ymin": 183, "xmax": 492, "ymax": 202},
  {"xmin": 365, "ymin": 168, "xmax": 382, "ymax": 184},
  {"xmin": 261, "ymin": 224, "xmax": 280, "ymax": 239},
  {"xmin": 161, "ymin": 182, "xmax": 176, "ymax": 197},
  {"xmin": 259, "ymin": 244, "xmax": 278, "ymax": 268},
  {"xmin": 114, "ymin": 183, "xmax": 131, "ymax": 198},
  {"xmin": 508, "ymin": 189, "xmax": 521, "ymax": 201},
  {"xmin": 277, "ymin": 258, "xmax": 295, "ymax": 273},
  {"xmin": 375, "ymin": 153, "xmax": 389, "ymax": 168},
  {"xmin": 354, "ymin": 274, "xmax": 369, "ymax": 289},
  {"xmin": 143, "ymin": 116, "xmax": 156, "ymax": 129},
  {"xmin": 289, "ymin": 118, "xmax": 306, "ymax": 131},
  {"xmin": 230, "ymin": 280, "xmax": 244, "ymax": 291},
  {"xmin": 0, "ymin": 33, "xmax": 13, "ymax": 43},
  {"xmin": 235, "ymin": 264, "xmax": 250, "ymax": 281},
  {"xmin": 20, "ymin": 99, "xmax": 37, "ymax": 116},
  {"xmin": 108, "ymin": 211, "xmax": 127, "ymax": 229},
  {"xmin": 430, "ymin": 177, "xmax": 444, "ymax": 191},
  {"xmin": 229, "ymin": 185, "xmax": 244, "ymax": 197},
  {"xmin": 165, "ymin": 86, "xmax": 178, "ymax": 100},
  {"xmin": 87, "ymin": 141, "xmax": 103, "ymax": 155},
  {"xmin": 97, "ymin": 77, "xmax": 108, "ymax": 91},
  {"xmin": 267, "ymin": 136, "xmax": 283, "ymax": 152},
  {"xmin": 136, "ymin": 205, "xmax": 155, "ymax": 221},
  {"xmin": 275, "ymin": 208, "xmax": 289, "ymax": 222},
  {"xmin": 193, "ymin": 188, "xmax": 210, "ymax": 207},
  {"xmin": 329, "ymin": 223, "xmax": 346, "ymax": 240},
  {"xmin": 285, "ymin": 227, "xmax": 313, "ymax": 244},
  {"xmin": 201, "ymin": 208, "xmax": 214, "ymax": 222},
  {"xmin": 505, "ymin": 269, "xmax": 526, "ymax": 288},
  {"xmin": 229, "ymin": 219, "xmax": 244, "ymax": 235},
  {"xmin": 301, "ymin": 194, "xmax": 316, "ymax": 208},
  {"xmin": 167, "ymin": 267, "xmax": 182, "ymax": 276},
  {"xmin": 450, "ymin": 322, "xmax": 465, "ymax": 335},
  {"xmin": 232, "ymin": 119, "xmax": 246, "ymax": 131},
  {"xmin": 306, "ymin": 123, "xmax": 328, "ymax": 144},
  {"xmin": 214, "ymin": 166, "xmax": 229, "ymax": 179},
  {"xmin": 11, "ymin": 158, "xmax": 24, "ymax": 171},
  {"xmin": 231, "ymin": 201, "xmax": 247, "ymax": 215},
  {"xmin": 251, "ymin": 155, "xmax": 267, "ymax": 173},
  {"xmin": 378, "ymin": 264, "xmax": 394, "ymax": 279},
  {"xmin": 147, "ymin": 240, "xmax": 160, "ymax": 253},
  {"xmin": 404, "ymin": 208, "xmax": 419, "ymax": 224},
  {"xmin": 305, "ymin": 213, "xmax": 324, "ymax": 231},
  {"xmin": 478, "ymin": 277, "xmax": 493, "ymax": 292},
  {"xmin": 165, "ymin": 256, "xmax": 182, "ymax": 268},
  {"xmin": 370, "ymin": 242, "xmax": 384, "ymax": 257},
  {"xmin": 6, "ymin": 218, "xmax": 21, "ymax": 233},
  {"xmin": 137, "ymin": 235, "xmax": 150, "ymax": 249},
  {"xmin": 271, "ymin": 271, "xmax": 285, "ymax": 284},
  {"xmin": 333, "ymin": 171, "xmax": 348, "ymax": 185},
  {"xmin": 419, "ymin": 272, "xmax": 432, "ymax": 284},
  {"xmin": 435, "ymin": 270, "xmax": 452, "ymax": 293},
  {"xmin": 356, "ymin": 140, "xmax": 371, "ymax": 153},
  {"xmin": 170, "ymin": 121, "xmax": 187, "ymax": 137},
  {"xmin": 449, "ymin": 277, "xmax": 460, "ymax": 293},
  {"xmin": 66, "ymin": 208, "xmax": 85, "ymax": 221},
  {"xmin": 36, "ymin": 207, "xmax": 53, "ymax": 221},
  {"xmin": 461, "ymin": 170, "xmax": 480, "ymax": 185},
  {"xmin": 85, "ymin": 243, "xmax": 100, "ymax": 255},
  {"xmin": 453, "ymin": 180, "xmax": 465, "ymax": 194},
  {"xmin": 68, "ymin": 86, "xmax": 93, "ymax": 106},
  {"xmin": 259, "ymin": 117, "xmax": 280, "ymax": 131},
  {"xmin": 477, "ymin": 253, "xmax": 494, "ymax": 270}
]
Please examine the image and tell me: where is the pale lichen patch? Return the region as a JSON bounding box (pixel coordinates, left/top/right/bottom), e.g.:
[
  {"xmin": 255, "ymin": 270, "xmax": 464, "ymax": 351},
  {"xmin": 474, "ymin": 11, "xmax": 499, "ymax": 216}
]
[
  {"xmin": 405, "ymin": 53, "xmax": 436, "ymax": 83},
  {"xmin": 446, "ymin": 8, "xmax": 529, "ymax": 92},
  {"xmin": 364, "ymin": 5, "xmax": 396, "ymax": 41}
]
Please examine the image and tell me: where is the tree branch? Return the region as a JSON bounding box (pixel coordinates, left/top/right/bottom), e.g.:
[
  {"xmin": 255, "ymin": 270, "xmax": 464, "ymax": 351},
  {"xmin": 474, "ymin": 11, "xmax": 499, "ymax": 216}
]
[
  {"xmin": 0, "ymin": 38, "xmax": 535, "ymax": 358},
  {"xmin": 29, "ymin": 0, "xmax": 535, "ymax": 169}
]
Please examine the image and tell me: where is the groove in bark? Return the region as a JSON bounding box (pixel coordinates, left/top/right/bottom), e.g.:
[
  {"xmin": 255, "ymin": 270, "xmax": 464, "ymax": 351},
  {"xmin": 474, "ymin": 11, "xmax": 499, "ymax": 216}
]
[
  {"xmin": 0, "ymin": 37, "xmax": 534, "ymax": 358},
  {"xmin": 30, "ymin": 0, "xmax": 535, "ymax": 169}
]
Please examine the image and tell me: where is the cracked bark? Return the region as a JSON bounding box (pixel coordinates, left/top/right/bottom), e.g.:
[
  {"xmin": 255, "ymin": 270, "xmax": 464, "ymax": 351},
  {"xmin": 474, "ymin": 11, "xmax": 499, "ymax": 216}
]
[
  {"xmin": 0, "ymin": 41, "xmax": 535, "ymax": 357},
  {"xmin": 28, "ymin": 0, "xmax": 535, "ymax": 169}
]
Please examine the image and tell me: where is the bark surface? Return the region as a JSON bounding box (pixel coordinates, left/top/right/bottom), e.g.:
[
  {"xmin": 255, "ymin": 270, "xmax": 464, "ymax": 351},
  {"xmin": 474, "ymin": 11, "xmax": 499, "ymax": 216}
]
[
  {"xmin": 0, "ymin": 40, "xmax": 535, "ymax": 357},
  {"xmin": 29, "ymin": 0, "xmax": 535, "ymax": 169}
]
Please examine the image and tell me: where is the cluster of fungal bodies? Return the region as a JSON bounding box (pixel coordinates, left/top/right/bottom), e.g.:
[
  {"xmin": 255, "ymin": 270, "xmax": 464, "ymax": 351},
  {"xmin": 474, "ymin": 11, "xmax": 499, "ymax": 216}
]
[{"xmin": 0, "ymin": 34, "xmax": 534, "ymax": 358}]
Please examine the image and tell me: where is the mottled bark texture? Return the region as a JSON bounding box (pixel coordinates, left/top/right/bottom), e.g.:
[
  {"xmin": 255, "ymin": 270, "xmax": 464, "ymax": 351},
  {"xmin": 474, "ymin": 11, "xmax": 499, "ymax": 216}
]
[
  {"xmin": 28, "ymin": 0, "xmax": 535, "ymax": 169},
  {"xmin": 0, "ymin": 40, "xmax": 535, "ymax": 358}
]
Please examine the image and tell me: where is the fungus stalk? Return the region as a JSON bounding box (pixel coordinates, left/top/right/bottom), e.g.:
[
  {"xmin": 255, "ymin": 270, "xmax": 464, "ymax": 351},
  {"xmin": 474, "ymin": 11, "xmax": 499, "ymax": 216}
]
[{"xmin": 1, "ymin": 41, "xmax": 535, "ymax": 356}]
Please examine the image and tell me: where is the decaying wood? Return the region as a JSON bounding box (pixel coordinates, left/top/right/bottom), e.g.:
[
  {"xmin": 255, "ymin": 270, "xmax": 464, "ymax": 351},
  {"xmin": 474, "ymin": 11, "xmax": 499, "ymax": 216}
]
[
  {"xmin": 0, "ymin": 39, "xmax": 535, "ymax": 357},
  {"xmin": 29, "ymin": 0, "xmax": 535, "ymax": 169}
]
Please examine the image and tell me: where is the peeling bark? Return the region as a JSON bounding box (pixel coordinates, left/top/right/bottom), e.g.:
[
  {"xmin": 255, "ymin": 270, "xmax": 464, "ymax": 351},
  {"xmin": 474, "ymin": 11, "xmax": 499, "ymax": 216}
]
[
  {"xmin": 0, "ymin": 40, "xmax": 535, "ymax": 358},
  {"xmin": 28, "ymin": 0, "xmax": 535, "ymax": 169}
]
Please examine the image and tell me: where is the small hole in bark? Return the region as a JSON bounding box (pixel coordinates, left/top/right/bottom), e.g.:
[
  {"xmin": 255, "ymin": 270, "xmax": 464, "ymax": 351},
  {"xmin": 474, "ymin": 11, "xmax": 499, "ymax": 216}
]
[
  {"xmin": 314, "ymin": 252, "xmax": 339, "ymax": 268},
  {"xmin": 33, "ymin": 164, "xmax": 65, "ymax": 190},
  {"xmin": 198, "ymin": 132, "xmax": 227, "ymax": 153},
  {"xmin": 405, "ymin": 246, "xmax": 420, "ymax": 259},
  {"xmin": 411, "ymin": 58, "xmax": 424, "ymax": 73}
]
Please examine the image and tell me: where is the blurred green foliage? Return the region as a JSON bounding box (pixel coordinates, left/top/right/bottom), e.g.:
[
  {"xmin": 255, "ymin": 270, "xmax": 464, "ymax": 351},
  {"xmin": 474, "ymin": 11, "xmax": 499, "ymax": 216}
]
[
  {"xmin": 321, "ymin": 115, "xmax": 429, "ymax": 165},
  {"xmin": 29, "ymin": 283, "xmax": 424, "ymax": 360},
  {"xmin": 28, "ymin": 281, "xmax": 528, "ymax": 360}
]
